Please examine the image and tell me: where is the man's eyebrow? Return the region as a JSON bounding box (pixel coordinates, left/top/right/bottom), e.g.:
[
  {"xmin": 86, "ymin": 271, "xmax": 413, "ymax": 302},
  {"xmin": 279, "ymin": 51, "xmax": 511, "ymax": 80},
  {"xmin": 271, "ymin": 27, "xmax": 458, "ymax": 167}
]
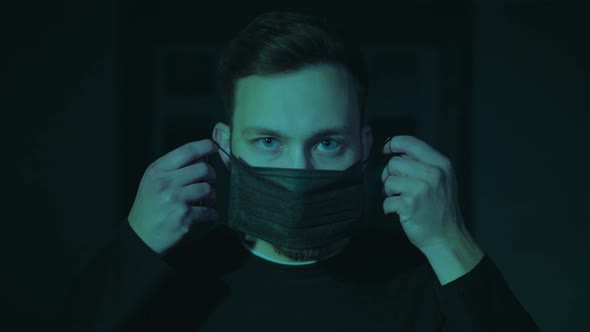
[{"xmin": 241, "ymin": 125, "xmax": 354, "ymax": 140}]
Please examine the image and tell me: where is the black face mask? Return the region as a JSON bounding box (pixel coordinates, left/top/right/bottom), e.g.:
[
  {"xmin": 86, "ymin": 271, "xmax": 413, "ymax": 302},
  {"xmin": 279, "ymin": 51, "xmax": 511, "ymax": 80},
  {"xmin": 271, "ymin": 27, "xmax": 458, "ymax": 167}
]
[{"xmin": 210, "ymin": 139, "xmax": 370, "ymax": 250}]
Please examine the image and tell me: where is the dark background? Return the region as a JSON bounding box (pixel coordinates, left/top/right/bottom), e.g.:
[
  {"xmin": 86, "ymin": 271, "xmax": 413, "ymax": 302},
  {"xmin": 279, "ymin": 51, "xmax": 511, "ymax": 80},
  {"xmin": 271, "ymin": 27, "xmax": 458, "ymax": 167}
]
[{"xmin": 3, "ymin": 1, "xmax": 588, "ymax": 331}]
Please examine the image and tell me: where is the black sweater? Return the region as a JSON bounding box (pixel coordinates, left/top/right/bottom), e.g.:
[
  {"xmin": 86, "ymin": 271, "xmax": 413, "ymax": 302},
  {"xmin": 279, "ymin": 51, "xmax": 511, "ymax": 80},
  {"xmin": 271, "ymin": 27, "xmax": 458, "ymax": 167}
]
[{"xmin": 57, "ymin": 219, "xmax": 542, "ymax": 332}]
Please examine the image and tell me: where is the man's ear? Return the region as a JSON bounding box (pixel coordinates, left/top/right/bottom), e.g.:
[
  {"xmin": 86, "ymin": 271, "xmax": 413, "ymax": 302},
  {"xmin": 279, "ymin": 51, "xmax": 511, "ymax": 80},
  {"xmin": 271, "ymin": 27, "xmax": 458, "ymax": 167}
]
[{"xmin": 212, "ymin": 122, "xmax": 231, "ymax": 170}]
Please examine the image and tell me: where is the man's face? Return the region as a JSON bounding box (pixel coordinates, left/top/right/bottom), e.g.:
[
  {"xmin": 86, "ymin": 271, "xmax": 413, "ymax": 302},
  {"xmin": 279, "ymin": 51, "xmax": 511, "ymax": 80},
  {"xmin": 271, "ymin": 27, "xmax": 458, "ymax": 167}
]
[
  {"xmin": 233, "ymin": 62, "xmax": 365, "ymax": 170},
  {"xmin": 213, "ymin": 62, "xmax": 372, "ymax": 262}
]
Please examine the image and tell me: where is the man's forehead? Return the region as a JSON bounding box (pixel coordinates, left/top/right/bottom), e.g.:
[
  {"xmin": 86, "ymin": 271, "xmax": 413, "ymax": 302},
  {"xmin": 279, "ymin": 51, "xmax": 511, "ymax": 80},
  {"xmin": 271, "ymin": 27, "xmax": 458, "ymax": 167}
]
[
  {"xmin": 234, "ymin": 64, "xmax": 357, "ymax": 112},
  {"xmin": 240, "ymin": 124, "xmax": 355, "ymax": 139}
]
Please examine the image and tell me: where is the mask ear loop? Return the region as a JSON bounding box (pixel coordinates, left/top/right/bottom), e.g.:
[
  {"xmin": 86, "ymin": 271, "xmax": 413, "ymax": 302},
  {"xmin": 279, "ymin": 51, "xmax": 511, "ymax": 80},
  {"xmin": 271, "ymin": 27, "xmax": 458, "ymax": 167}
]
[{"xmin": 203, "ymin": 138, "xmax": 233, "ymax": 207}]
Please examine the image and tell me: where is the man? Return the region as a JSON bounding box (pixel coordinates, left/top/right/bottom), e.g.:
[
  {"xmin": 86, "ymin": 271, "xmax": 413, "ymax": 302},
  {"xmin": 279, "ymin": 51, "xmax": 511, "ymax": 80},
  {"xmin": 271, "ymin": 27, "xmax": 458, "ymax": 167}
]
[
  {"xmin": 59, "ymin": 11, "xmax": 541, "ymax": 332},
  {"xmin": 211, "ymin": 62, "xmax": 368, "ymax": 264}
]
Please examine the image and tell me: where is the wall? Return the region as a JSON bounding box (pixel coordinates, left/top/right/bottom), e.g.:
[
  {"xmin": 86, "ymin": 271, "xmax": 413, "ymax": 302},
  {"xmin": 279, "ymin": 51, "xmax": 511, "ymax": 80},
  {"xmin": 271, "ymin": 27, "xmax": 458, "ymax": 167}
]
[
  {"xmin": 472, "ymin": 2, "xmax": 589, "ymax": 331},
  {"xmin": 4, "ymin": 1, "xmax": 121, "ymax": 329}
]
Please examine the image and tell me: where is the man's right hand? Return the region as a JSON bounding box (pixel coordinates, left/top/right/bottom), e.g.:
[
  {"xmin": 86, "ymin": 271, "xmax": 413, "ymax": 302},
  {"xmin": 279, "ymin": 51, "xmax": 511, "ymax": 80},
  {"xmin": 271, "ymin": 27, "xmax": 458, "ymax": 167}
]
[{"xmin": 127, "ymin": 139, "xmax": 220, "ymax": 255}]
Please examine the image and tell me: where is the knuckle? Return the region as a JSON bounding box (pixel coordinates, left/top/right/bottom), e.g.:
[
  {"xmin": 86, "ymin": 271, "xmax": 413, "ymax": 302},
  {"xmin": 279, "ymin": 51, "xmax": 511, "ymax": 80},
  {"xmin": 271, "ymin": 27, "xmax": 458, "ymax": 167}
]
[
  {"xmin": 442, "ymin": 158, "xmax": 452, "ymax": 172},
  {"xmin": 389, "ymin": 157, "xmax": 402, "ymax": 173},
  {"xmin": 438, "ymin": 167, "xmax": 446, "ymax": 181},
  {"xmin": 183, "ymin": 143, "xmax": 196, "ymax": 156},
  {"xmin": 385, "ymin": 175, "xmax": 393, "ymax": 186},
  {"xmin": 162, "ymin": 189, "xmax": 179, "ymax": 203},
  {"xmin": 419, "ymin": 181, "xmax": 429, "ymax": 193},
  {"xmin": 404, "ymin": 195, "xmax": 415, "ymax": 207},
  {"xmin": 195, "ymin": 162, "xmax": 215, "ymax": 182},
  {"xmin": 176, "ymin": 204, "xmax": 190, "ymax": 217},
  {"xmin": 383, "ymin": 175, "xmax": 390, "ymax": 193},
  {"xmin": 193, "ymin": 162, "xmax": 206, "ymax": 176},
  {"xmin": 155, "ymin": 177, "xmax": 172, "ymax": 193},
  {"xmin": 146, "ymin": 163, "xmax": 161, "ymax": 176},
  {"xmin": 428, "ymin": 167, "xmax": 442, "ymax": 181},
  {"xmin": 387, "ymin": 157, "xmax": 396, "ymax": 169}
]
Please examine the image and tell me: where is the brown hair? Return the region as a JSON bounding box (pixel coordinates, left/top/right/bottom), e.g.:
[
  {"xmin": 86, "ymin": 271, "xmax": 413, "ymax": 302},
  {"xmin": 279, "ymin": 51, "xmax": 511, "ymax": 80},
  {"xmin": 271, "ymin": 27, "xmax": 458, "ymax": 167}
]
[{"xmin": 216, "ymin": 11, "xmax": 369, "ymax": 132}]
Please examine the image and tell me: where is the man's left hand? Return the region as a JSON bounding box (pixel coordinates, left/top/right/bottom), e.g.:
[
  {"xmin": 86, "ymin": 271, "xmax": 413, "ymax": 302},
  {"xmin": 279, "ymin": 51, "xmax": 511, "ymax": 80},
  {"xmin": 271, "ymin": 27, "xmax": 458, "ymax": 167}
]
[{"xmin": 381, "ymin": 135, "xmax": 467, "ymax": 253}]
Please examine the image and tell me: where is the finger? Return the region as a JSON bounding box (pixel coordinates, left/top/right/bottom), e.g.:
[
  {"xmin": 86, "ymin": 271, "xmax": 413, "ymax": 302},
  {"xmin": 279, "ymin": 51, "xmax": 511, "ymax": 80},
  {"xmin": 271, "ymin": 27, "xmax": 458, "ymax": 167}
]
[
  {"xmin": 184, "ymin": 206, "xmax": 219, "ymax": 231},
  {"xmin": 185, "ymin": 183, "xmax": 217, "ymax": 208},
  {"xmin": 380, "ymin": 156, "xmax": 438, "ymax": 183},
  {"xmin": 173, "ymin": 162, "xmax": 217, "ymax": 187},
  {"xmin": 200, "ymin": 185, "xmax": 217, "ymax": 207},
  {"xmin": 182, "ymin": 182, "xmax": 216, "ymax": 207},
  {"xmin": 187, "ymin": 154, "xmax": 209, "ymax": 167},
  {"xmin": 383, "ymin": 195, "xmax": 412, "ymax": 222},
  {"xmin": 382, "ymin": 135, "xmax": 448, "ymax": 169},
  {"xmin": 154, "ymin": 139, "xmax": 219, "ymax": 171},
  {"xmin": 382, "ymin": 175, "xmax": 424, "ymax": 197}
]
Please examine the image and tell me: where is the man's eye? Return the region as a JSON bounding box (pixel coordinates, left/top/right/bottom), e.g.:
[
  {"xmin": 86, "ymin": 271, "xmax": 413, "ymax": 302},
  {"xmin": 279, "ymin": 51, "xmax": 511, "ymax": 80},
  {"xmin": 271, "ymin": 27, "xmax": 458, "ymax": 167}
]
[
  {"xmin": 254, "ymin": 137, "xmax": 280, "ymax": 150},
  {"xmin": 250, "ymin": 137, "xmax": 284, "ymax": 151},
  {"xmin": 316, "ymin": 139, "xmax": 343, "ymax": 152},
  {"xmin": 251, "ymin": 137, "xmax": 343, "ymax": 153}
]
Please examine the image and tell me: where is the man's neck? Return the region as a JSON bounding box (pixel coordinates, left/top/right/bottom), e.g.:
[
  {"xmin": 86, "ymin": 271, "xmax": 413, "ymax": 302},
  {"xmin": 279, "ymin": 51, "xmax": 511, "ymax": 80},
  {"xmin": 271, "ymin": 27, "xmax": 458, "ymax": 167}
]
[{"xmin": 239, "ymin": 233, "xmax": 351, "ymax": 265}]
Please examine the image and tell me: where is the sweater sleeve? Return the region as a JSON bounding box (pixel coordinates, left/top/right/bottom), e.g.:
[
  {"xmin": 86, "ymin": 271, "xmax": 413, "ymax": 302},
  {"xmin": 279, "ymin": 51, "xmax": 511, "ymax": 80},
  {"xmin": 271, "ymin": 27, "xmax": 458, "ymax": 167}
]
[
  {"xmin": 57, "ymin": 218, "xmax": 178, "ymax": 332},
  {"xmin": 434, "ymin": 254, "xmax": 542, "ymax": 332}
]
